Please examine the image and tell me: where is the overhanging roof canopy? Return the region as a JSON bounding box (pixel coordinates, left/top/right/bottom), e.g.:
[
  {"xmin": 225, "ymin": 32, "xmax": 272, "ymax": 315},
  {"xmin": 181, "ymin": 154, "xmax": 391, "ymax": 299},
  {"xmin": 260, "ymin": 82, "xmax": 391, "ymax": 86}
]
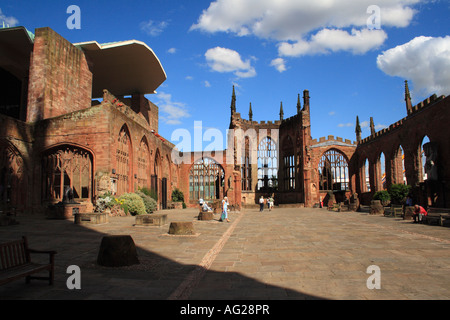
[
  {"xmin": 0, "ymin": 27, "xmax": 34, "ymax": 79},
  {"xmin": 75, "ymin": 40, "xmax": 167, "ymax": 99}
]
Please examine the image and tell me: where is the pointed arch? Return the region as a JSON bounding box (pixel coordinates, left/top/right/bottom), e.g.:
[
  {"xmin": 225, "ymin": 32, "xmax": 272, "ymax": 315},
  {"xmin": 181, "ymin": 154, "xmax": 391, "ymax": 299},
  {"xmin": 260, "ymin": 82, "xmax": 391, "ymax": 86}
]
[
  {"xmin": 361, "ymin": 158, "xmax": 371, "ymax": 192},
  {"xmin": 241, "ymin": 136, "xmax": 252, "ymax": 191},
  {"xmin": 116, "ymin": 124, "xmax": 132, "ymax": 195},
  {"xmin": 42, "ymin": 144, "xmax": 93, "ymax": 203},
  {"xmin": 189, "ymin": 157, "xmax": 225, "ymax": 201},
  {"xmin": 0, "ymin": 140, "xmax": 28, "ymax": 207},
  {"xmin": 137, "ymin": 136, "xmax": 150, "ymax": 190},
  {"xmin": 393, "ymin": 145, "xmax": 407, "ymax": 185},
  {"xmin": 318, "ymin": 148, "xmax": 349, "ymax": 191},
  {"xmin": 282, "ymin": 135, "xmax": 295, "ymax": 191},
  {"xmin": 419, "ymin": 135, "xmax": 431, "ymax": 182},
  {"xmin": 257, "ymin": 136, "xmax": 278, "ymax": 191},
  {"xmin": 376, "ymin": 152, "xmax": 386, "ymax": 190}
]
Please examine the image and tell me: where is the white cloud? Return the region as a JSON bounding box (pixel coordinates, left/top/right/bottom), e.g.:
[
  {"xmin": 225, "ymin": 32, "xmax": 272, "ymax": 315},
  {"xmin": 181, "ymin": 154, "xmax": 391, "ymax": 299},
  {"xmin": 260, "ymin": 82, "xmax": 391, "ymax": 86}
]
[
  {"xmin": 278, "ymin": 28, "xmax": 387, "ymax": 57},
  {"xmin": 191, "ymin": 0, "xmax": 421, "ymax": 56},
  {"xmin": 154, "ymin": 92, "xmax": 190, "ymax": 125},
  {"xmin": 167, "ymin": 47, "xmax": 177, "ymax": 54},
  {"xmin": 185, "ymin": 76, "xmax": 194, "ymax": 80},
  {"xmin": 204, "ymin": 80, "xmax": 211, "ymax": 87},
  {"xmin": 338, "ymin": 123, "xmax": 353, "ymax": 128},
  {"xmin": 140, "ymin": 20, "xmax": 168, "ymax": 37},
  {"xmin": 377, "ymin": 36, "xmax": 450, "ymax": 97},
  {"xmin": 205, "ymin": 47, "xmax": 256, "ymax": 78},
  {"xmin": 270, "ymin": 58, "xmax": 287, "ymax": 72},
  {"xmin": 0, "ymin": 9, "xmax": 19, "ymax": 27}
]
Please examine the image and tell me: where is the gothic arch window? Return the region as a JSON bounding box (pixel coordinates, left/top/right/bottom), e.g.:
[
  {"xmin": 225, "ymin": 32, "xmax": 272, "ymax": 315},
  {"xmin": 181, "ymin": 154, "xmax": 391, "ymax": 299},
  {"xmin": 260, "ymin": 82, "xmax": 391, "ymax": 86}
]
[
  {"xmin": 137, "ymin": 137, "xmax": 150, "ymax": 190},
  {"xmin": 363, "ymin": 158, "xmax": 371, "ymax": 192},
  {"xmin": 419, "ymin": 135, "xmax": 431, "ymax": 182},
  {"xmin": 257, "ymin": 136, "xmax": 278, "ymax": 191},
  {"xmin": 0, "ymin": 143, "xmax": 26, "ymax": 206},
  {"xmin": 116, "ymin": 125, "xmax": 132, "ymax": 195},
  {"xmin": 42, "ymin": 145, "xmax": 92, "ymax": 202},
  {"xmin": 394, "ymin": 145, "xmax": 406, "ymax": 185},
  {"xmin": 318, "ymin": 149, "xmax": 349, "ymax": 191},
  {"xmin": 377, "ymin": 152, "xmax": 386, "ymax": 190},
  {"xmin": 282, "ymin": 135, "xmax": 295, "ymax": 191},
  {"xmin": 151, "ymin": 149, "xmax": 161, "ymax": 197},
  {"xmin": 241, "ymin": 137, "xmax": 252, "ymax": 191},
  {"xmin": 189, "ymin": 158, "xmax": 224, "ymax": 201}
]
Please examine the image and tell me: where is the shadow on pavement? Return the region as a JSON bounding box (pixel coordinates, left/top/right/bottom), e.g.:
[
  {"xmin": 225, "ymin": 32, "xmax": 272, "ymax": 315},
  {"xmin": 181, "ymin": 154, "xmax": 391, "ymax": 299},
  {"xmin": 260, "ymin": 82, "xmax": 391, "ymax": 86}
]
[{"xmin": 0, "ymin": 211, "xmax": 324, "ymax": 301}]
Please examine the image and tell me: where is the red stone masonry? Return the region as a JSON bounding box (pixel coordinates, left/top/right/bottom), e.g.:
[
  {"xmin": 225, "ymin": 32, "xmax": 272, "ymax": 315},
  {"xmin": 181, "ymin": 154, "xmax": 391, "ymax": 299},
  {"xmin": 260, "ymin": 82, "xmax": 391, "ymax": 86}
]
[{"xmin": 26, "ymin": 27, "xmax": 92, "ymax": 123}]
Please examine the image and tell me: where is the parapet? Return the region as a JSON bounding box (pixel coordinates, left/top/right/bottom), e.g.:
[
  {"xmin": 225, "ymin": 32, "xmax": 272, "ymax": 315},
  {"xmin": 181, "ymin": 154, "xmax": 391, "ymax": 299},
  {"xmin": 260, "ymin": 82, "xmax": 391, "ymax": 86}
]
[
  {"xmin": 359, "ymin": 93, "xmax": 447, "ymax": 145},
  {"xmin": 407, "ymin": 94, "xmax": 445, "ymax": 116},
  {"xmin": 311, "ymin": 135, "xmax": 356, "ymax": 148}
]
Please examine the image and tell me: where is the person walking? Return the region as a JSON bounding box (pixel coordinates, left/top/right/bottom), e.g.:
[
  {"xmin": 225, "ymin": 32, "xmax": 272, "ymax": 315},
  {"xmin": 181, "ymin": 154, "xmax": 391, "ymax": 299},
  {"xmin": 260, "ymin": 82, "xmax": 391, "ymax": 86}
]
[
  {"xmin": 221, "ymin": 196, "xmax": 230, "ymax": 222},
  {"xmin": 269, "ymin": 196, "xmax": 274, "ymax": 211},
  {"xmin": 259, "ymin": 196, "xmax": 264, "ymax": 212}
]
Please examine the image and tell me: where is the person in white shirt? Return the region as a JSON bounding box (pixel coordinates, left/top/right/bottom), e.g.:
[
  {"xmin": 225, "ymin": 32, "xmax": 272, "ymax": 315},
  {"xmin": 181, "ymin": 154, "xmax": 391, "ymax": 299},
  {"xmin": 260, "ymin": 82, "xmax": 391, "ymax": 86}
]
[{"xmin": 221, "ymin": 197, "xmax": 230, "ymax": 222}]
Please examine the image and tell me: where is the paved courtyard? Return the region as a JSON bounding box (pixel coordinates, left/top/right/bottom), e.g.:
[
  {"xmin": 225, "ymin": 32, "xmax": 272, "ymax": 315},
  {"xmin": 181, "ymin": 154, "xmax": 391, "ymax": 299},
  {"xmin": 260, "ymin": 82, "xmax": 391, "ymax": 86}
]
[{"xmin": 1, "ymin": 206, "xmax": 450, "ymax": 300}]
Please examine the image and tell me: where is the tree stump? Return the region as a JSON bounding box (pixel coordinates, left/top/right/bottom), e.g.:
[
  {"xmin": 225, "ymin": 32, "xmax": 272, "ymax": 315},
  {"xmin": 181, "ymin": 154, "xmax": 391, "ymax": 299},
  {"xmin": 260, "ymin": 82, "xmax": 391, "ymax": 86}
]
[
  {"xmin": 97, "ymin": 235, "xmax": 139, "ymax": 267},
  {"xmin": 168, "ymin": 222, "xmax": 196, "ymax": 235}
]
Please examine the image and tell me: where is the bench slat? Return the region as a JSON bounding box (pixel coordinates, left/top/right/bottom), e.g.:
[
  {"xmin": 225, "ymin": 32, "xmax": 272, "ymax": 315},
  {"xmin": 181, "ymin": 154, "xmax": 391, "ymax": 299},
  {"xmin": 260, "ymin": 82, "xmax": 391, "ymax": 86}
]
[
  {"xmin": 0, "ymin": 237, "xmax": 56, "ymax": 285},
  {"xmin": 0, "ymin": 263, "xmax": 52, "ymax": 285}
]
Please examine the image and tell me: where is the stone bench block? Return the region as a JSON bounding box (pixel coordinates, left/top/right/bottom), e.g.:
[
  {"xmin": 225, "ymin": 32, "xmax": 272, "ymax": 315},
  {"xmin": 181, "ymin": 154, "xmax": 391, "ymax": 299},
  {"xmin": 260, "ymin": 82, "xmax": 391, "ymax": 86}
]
[
  {"xmin": 135, "ymin": 214, "xmax": 168, "ymax": 226},
  {"xmin": 168, "ymin": 221, "xmax": 196, "ymax": 235},
  {"xmin": 74, "ymin": 213, "xmax": 108, "ymax": 225}
]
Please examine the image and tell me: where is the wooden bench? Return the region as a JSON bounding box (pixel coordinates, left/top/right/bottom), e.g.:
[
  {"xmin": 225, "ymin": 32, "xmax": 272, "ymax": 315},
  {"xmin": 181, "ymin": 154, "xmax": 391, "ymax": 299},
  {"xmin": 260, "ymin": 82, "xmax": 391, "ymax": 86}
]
[
  {"xmin": 384, "ymin": 204, "xmax": 403, "ymax": 218},
  {"xmin": 0, "ymin": 236, "xmax": 57, "ymax": 286},
  {"xmin": 425, "ymin": 208, "xmax": 450, "ymax": 226}
]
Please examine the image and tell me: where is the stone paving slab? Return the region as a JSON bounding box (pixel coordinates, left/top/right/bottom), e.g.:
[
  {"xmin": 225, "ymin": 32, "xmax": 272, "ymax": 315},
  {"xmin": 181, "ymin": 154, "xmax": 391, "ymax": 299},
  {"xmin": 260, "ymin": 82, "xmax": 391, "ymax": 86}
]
[{"xmin": 0, "ymin": 207, "xmax": 449, "ymax": 300}]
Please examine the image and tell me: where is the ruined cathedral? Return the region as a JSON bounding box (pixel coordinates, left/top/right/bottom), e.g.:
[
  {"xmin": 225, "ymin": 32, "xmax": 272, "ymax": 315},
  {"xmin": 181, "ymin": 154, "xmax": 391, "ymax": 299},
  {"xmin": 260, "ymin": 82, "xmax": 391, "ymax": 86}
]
[{"xmin": 1, "ymin": 26, "xmax": 449, "ymax": 216}]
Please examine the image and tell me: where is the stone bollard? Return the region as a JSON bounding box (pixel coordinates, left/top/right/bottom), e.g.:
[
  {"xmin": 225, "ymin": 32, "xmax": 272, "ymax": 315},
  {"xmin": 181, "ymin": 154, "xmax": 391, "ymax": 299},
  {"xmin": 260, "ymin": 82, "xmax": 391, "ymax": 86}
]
[
  {"xmin": 370, "ymin": 200, "xmax": 384, "ymax": 215},
  {"xmin": 198, "ymin": 211, "xmax": 214, "ymax": 221},
  {"xmin": 404, "ymin": 206, "xmax": 414, "ymax": 220},
  {"xmin": 97, "ymin": 235, "xmax": 139, "ymax": 267},
  {"xmin": 168, "ymin": 222, "xmax": 196, "ymax": 235}
]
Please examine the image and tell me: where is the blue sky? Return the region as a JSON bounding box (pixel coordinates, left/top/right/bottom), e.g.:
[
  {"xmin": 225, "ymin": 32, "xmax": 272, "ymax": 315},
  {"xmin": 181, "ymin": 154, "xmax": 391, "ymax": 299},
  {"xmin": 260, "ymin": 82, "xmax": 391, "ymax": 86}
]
[{"xmin": 1, "ymin": 0, "xmax": 449, "ymax": 151}]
